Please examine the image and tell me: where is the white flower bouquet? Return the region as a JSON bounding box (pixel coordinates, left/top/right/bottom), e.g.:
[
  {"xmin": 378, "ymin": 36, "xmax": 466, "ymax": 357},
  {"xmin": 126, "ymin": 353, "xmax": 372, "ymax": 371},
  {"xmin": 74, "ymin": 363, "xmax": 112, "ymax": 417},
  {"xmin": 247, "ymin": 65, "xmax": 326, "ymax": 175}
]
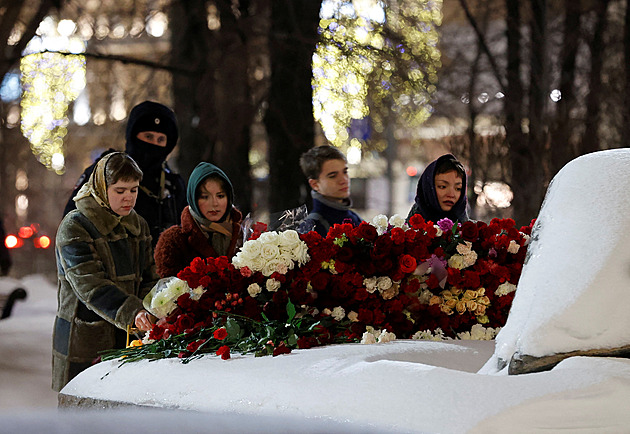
[
  {"xmin": 143, "ymin": 276, "xmax": 205, "ymax": 318},
  {"xmin": 232, "ymin": 229, "xmax": 310, "ymax": 277}
]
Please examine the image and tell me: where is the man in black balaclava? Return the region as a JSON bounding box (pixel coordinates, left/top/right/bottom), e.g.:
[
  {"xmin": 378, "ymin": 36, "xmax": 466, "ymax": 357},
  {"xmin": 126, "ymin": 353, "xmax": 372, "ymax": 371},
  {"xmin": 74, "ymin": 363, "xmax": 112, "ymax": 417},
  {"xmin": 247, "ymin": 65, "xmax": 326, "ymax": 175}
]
[{"xmin": 63, "ymin": 101, "xmax": 187, "ymax": 246}]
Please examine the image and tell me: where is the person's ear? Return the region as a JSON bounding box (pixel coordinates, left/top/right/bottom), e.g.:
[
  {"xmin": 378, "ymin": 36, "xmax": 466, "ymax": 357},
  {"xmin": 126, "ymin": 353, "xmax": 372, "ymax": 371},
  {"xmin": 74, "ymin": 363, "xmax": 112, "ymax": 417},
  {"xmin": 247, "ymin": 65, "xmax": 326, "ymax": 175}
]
[{"xmin": 308, "ymin": 178, "xmax": 319, "ymax": 191}]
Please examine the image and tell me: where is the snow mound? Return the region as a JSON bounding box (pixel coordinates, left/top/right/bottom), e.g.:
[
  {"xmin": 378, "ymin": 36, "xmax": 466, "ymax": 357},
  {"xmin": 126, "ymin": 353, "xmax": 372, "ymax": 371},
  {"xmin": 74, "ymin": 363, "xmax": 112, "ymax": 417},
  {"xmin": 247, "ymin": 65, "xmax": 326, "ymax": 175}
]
[{"xmin": 485, "ymin": 148, "xmax": 630, "ymax": 374}]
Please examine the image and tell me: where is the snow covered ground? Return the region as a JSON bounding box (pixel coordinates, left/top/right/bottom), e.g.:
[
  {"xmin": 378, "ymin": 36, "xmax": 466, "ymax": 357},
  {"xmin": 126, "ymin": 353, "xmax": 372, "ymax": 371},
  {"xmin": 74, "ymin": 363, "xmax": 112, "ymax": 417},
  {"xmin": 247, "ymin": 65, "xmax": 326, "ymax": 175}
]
[{"xmin": 3, "ymin": 149, "xmax": 630, "ymax": 432}]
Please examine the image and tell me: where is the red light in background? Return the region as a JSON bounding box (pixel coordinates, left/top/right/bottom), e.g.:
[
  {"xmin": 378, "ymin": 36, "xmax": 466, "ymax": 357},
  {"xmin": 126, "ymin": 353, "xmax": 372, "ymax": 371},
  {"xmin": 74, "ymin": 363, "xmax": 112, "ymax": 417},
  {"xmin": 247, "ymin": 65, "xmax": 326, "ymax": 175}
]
[
  {"xmin": 406, "ymin": 166, "xmax": 418, "ymax": 177},
  {"xmin": 34, "ymin": 235, "xmax": 51, "ymax": 249},
  {"xmin": 18, "ymin": 226, "xmax": 35, "ymax": 238},
  {"xmin": 5, "ymin": 235, "xmax": 23, "ymax": 249}
]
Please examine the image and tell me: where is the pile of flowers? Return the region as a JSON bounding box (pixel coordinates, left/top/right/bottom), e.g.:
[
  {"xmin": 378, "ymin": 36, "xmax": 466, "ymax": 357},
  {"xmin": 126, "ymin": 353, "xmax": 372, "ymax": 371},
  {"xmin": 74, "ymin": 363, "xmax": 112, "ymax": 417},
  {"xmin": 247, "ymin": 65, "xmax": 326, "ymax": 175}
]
[{"xmin": 102, "ymin": 215, "xmax": 533, "ymax": 363}]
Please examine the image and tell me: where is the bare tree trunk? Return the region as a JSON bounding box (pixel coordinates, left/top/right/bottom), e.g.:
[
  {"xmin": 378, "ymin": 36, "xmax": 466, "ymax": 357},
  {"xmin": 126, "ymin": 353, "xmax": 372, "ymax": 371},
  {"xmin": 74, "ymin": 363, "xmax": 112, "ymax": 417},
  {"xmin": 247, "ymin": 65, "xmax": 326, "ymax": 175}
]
[
  {"xmin": 264, "ymin": 0, "xmax": 321, "ymax": 213},
  {"xmin": 624, "ymin": 0, "xmax": 630, "ymax": 143},
  {"xmin": 550, "ymin": 0, "xmax": 581, "ymax": 176},
  {"xmin": 504, "ymin": 0, "xmax": 534, "ymax": 226},
  {"xmin": 171, "ymin": 0, "xmax": 255, "ymax": 214},
  {"xmin": 581, "ymin": 0, "xmax": 610, "ymax": 155}
]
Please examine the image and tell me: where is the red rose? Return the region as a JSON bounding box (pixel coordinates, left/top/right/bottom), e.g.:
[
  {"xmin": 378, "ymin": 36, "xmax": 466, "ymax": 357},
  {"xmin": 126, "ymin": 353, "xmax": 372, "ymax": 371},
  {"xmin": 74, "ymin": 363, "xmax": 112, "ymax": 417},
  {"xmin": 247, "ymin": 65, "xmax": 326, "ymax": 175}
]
[
  {"xmin": 216, "ymin": 345, "xmax": 231, "ymax": 360},
  {"xmin": 408, "ymin": 214, "xmax": 426, "ymax": 229},
  {"xmin": 297, "ymin": 336, "xmax": 318, "ymax": 349},
  {"xmin": 174, "ymin": 314, "xmax": 195, "ymax": 333},
  {"xmin": 186, "ymin": 339, "xmax": 206, "ymax": 352},
  {"xmin": 355, "ymin": 222, "xmax": 378, "ymax": 242},
  {"xmin": 398, "ymin": 254, "xmax": 417, "ymax": 274},
  {"xmin": 390, "ymin": 227, "xmax": 405, "ymax": 244},
  {"xmin": 272, "ymin": 342, "xmax": 292, "ymax": 356},
  {"xmin": 187, "ymin": 257, "xmax": 205, "ymax": 273},
  {"xmin": 213, "ymin": 328, "xmax": 228, "ymax": 340},
  {"xmin": 460, "ymin": 221, "xmax": 479, "ymax": 242}
]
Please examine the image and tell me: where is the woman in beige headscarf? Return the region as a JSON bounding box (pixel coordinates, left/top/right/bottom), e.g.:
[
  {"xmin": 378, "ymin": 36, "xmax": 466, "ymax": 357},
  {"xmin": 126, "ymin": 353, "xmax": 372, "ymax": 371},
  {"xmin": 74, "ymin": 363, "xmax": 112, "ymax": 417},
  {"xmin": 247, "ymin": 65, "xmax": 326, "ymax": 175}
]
[{"xmin": 52, "ymin": 152, "xmax": 160, "ymax": 392}]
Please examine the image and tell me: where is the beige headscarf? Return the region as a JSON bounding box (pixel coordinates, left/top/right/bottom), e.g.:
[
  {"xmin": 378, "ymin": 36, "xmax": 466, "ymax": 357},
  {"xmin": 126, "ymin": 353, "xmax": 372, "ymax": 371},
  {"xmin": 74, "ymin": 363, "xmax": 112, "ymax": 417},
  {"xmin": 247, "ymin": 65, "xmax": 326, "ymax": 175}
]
[{"xmin": 73, "ymin": 152, "xmax": 121, "ymax": 212}]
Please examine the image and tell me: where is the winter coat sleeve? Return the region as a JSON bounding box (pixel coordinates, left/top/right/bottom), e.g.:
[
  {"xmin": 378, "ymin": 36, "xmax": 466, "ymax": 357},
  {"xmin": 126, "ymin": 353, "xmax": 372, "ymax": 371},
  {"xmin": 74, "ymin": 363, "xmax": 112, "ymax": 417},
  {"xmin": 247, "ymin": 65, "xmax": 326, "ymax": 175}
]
[
  {"xmin": 56, "ymin": 216, "xmax": 146, "ymax": 330},
  {"xmin": 154, "ymin": 226, "xmax": 190, "ymax": 278}
]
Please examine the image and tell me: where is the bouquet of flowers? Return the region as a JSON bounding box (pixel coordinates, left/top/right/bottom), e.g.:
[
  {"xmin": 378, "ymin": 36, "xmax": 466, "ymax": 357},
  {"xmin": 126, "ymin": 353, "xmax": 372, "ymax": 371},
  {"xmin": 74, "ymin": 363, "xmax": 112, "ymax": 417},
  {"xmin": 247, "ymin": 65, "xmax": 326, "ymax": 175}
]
[
  {"xmin": 143, "ymin": 277, "xmax": 206, "ymax": 318},
  {"xmin": 102, "ymin": 214, "xmax": 533, "ymax": 363}
]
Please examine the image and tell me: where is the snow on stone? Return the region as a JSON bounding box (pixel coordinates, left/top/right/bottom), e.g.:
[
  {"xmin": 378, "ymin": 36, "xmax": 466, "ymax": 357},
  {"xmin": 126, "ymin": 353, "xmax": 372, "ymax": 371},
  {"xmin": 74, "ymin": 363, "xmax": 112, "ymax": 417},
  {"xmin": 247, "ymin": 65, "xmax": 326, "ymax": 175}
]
[{"xmin": 488, "ymin": 148, "xmax": 630, "ymax": 371}]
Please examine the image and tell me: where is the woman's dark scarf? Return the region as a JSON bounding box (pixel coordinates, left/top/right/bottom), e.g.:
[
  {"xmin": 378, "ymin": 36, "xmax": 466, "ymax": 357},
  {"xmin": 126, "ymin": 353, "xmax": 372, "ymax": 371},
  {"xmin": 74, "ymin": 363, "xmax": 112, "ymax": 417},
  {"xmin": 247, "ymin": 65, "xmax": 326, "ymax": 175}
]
[{"xmin": 407, "ymin": 154, "xmax": 468, "ymax": 224}]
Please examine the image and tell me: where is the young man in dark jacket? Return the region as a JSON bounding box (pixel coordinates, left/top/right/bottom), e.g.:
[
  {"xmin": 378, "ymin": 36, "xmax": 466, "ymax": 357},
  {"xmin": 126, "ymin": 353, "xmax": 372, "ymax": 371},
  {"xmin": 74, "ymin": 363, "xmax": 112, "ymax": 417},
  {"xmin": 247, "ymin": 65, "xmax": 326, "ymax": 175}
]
[
  {"xmin": 63, "ymin": 101, "xmax": 186, "ymax": 246},
  {"xmin": 299, "ymin": 145, "xmax": 362, "ymax": 237}
]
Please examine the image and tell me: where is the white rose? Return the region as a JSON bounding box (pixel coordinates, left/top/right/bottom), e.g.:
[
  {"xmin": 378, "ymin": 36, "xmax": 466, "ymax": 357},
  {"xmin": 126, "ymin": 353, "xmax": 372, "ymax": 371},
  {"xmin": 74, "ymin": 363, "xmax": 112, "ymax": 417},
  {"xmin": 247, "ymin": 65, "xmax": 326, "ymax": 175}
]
[
  {"xmin": 364, "ymin": 277, "xmax": 378, "ymax": 293},
  {"xmin": 463, "ymin": 251, "xmax": 478, "ymax": 268},
  {"xmin": 242, "ymin": 239, "xmax": 263, "ymax": 256},
  {"xmin": 377, "ymin": 329, "xmax": 396, "ymax": 343},
  {"xmin": 262, "ymin": 259, "xmax": 284, "ymax": 277},
  {"xmin": 261, "ymin": 243, "xmax": 280, "ymax": 261},
  {"xmin": 371, "ymin": 214, "xmax": 389, "ymax": 235},
  {"xmin": 247, "ymin": 283, "xmax": 262, "ymax": 297},
  {"xmin": 278, "ymin": 251, "xmax": 296, "ymax": 270},
  {"xmin": 322, "ymin": 308, "xmax": 332, "ymax": 316},
  {"xmin": 258, "ymin": 231, "xmax": 279, "ymax": 244},
  {"xmin": 434, "ymin": 226, "xmax": 443, "ymax": 236},
  {"xmin": 495, "ymin": 282, "xmax": 517, "ymax": 296},
  {"xmin": 388, "ymin": 214, "xmax": 406, "ymax": 229},
  {"xmin": 376, "ymin": 276, "xmax": 393, "ymax": 291},
  {"xmin": 291, "ymin": 242, "xmax": 310, "ymax": 265},
  {"xmin": 456, "ymin": 241, "xmax": 473, "ymax": 255},
  {"xmin": 249, "ymin": 256, "xmax": 266, "ymax": 273},
  {"xmin": 361, "ymin": 332, "xmax": 377, "ymax": 344},
  {"xmin": 266, "ymin": 278, "xmax": 281, "ymax": 292},
  {"xmin": 331, "ymin": 306, "xmax": 345, "ymax": 321},
  {"xmin": 347, "ymin": 311, "xmax": 359, "ymax": 322},
  {"xmin": 447, "ymin": 254, "xmax": 466, "ymax": 270},
  {"xmin": 278, "ymin": 230, "xmax": 301, "ymax": 246}
]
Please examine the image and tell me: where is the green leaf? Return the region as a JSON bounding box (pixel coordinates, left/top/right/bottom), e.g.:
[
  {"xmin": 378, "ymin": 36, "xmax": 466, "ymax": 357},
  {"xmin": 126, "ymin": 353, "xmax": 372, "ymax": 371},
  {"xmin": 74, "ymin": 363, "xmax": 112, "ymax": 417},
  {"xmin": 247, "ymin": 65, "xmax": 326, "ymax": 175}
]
[
  {"xmin": 225, "ymin": 317, "xmax": 241, "ymax": 338},
  {"xmin": 286, "ymin": 300, "xmax": 296, "ymax": 322},
  {"xmin": 287, "ymin": 330, "xmax": 298, "ymax": 346}
]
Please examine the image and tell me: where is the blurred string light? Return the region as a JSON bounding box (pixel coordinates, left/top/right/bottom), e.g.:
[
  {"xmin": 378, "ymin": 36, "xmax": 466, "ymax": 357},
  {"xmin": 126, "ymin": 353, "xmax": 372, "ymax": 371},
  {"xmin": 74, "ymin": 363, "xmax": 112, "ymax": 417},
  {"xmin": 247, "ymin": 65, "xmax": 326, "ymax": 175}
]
[
  {"xmin": 313, "ymin": 0, "xmax": 442, "ymax": 155},
  {"xmin": 20, "ymin": 16, "xmax": 86, "ymax": 174}
]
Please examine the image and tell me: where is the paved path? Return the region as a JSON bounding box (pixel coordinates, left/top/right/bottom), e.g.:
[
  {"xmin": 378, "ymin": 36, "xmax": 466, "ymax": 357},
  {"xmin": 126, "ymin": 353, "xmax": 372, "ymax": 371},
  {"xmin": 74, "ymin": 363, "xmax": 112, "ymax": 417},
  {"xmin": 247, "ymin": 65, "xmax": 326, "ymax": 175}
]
[{"xmin": 0, "ymin": 276, "xmax": 58, "ymax": 411}]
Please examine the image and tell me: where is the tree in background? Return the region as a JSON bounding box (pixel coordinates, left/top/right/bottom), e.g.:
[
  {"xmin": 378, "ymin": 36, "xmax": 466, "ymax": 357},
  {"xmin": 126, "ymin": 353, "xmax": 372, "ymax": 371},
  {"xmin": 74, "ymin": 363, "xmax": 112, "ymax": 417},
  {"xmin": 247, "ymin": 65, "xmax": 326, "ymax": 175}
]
[{"xmin": 443, "ymin": 0, "xmax": 628, "ymax": 225}]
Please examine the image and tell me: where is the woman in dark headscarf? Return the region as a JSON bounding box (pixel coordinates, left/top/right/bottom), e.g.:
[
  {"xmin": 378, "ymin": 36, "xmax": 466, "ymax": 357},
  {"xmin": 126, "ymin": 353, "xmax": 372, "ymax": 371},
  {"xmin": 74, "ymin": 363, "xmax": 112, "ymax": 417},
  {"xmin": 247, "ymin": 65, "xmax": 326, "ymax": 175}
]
[
  {"xmin": 154, "ymin": 162, "xmax": 243, "ymax": 278},
  {"xmin": 407, "ymin": 154, "xmax": 469, "ymax": 224}
]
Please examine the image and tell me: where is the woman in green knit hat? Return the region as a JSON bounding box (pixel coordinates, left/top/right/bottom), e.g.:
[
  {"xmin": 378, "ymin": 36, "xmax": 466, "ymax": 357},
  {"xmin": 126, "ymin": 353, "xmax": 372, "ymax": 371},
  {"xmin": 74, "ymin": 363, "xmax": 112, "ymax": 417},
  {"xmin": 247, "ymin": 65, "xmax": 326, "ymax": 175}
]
[{"xmin": 154, "ymin": 162, "xmax": 243, "ymax": 278}]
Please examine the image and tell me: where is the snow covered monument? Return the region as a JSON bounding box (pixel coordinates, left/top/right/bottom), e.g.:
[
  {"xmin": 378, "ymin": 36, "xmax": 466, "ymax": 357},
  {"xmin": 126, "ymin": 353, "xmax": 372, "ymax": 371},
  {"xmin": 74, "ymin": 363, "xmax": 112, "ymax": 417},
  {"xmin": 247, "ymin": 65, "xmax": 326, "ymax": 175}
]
[
  {"xmin": 54, "ymin": 149, "xmax": 630, "ymax": 432},
  {"xmin": 486, "ymin": 148, "xmax": 630, "ymax": 374}
]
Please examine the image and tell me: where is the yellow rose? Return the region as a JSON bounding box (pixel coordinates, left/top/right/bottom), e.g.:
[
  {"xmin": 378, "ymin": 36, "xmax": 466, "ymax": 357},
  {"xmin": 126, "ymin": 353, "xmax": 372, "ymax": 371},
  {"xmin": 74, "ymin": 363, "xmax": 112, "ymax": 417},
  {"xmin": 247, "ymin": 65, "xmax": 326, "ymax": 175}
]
[
  {"xmin": 440, "ymin": 305, "xmax": 453, "ymax": 315},
  {"xmin": 456, "ymin": 301, "xmax": 466, "ymax": 314},
  {"xmin": 429, "ymin": 295, "xmax": 442, "ymax": 306},
  {"xmin": 475, "ymin": 305, "xmax": 487, "ymax": 316},
  {"xmin": 463, "ymin": 289, "xmax": 477, "ymax": 300}
]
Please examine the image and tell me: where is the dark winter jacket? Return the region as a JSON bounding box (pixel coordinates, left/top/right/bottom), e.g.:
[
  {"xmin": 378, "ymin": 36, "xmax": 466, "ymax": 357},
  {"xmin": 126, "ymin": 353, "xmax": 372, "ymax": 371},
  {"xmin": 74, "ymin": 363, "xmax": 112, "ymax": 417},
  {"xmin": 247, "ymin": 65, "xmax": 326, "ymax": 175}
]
[
  {"xmin": 154, "ymin": 206, "xmax": 243, "ymax": 278},
  {"xmin": 53, "ymin": 195, "xmax": 159, "ymax": 391},
  {"xmin": 301, "ymin": 191, "xmax": 363, "ymax": 238},
  {"xmin": 407, "ymin": 154, "xmax": 469, "ymax": 224},
  {"xmin": 63, "ymin": 101, "xmax": 187, "ymax": 246}
]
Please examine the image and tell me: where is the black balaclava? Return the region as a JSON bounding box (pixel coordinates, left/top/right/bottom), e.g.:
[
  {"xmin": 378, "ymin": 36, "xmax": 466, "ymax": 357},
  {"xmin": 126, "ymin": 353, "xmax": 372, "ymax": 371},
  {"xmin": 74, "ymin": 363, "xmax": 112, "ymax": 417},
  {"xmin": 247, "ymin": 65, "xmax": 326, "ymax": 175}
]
[
  {"xmin": 411, "ymin": 154, "xmax": 468, "ymax": 224},
  {"xmin": 125, "ymin": 101, "xmax": 178, "ymax": 177}
]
